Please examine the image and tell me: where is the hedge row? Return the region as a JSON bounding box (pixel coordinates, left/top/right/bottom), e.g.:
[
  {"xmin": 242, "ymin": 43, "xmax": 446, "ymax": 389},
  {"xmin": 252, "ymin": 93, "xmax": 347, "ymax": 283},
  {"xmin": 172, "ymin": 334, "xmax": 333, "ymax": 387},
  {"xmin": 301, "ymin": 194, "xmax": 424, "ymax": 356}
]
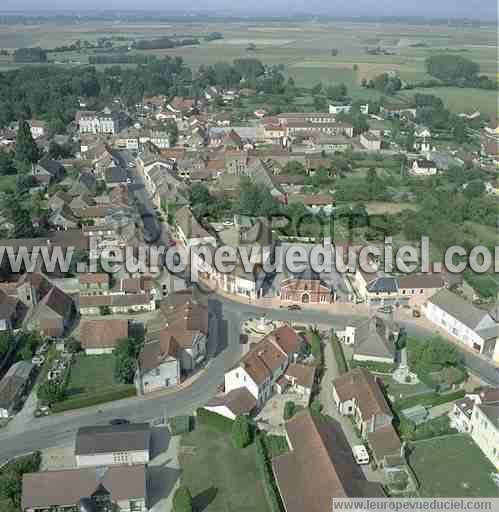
[
  {"xmin": 393, "ymin": 389, "xmax": 465, "ymax": 412},
  {"xmin": 51, "ymin": 386, "xmax": 136, "ymax": 413},
  {"xmin": 351, "ymin": 360, "xmax": 396, "ymax": 374},
  {"xmin": 196, "ymin": 408, "xmax": 234, "ymax": 433},
  {"xmin": 255, "ymin": 436, "xmax": 284, "ymax": 512},
  {"xmin": 330, "ymin": 333, "xmax": 348, "ymax": 374}
]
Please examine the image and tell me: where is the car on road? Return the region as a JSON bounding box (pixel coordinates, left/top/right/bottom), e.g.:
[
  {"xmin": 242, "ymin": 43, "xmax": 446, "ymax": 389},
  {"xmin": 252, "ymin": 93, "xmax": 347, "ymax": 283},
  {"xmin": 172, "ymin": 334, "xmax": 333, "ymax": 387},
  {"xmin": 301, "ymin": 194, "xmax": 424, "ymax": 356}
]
[
  {"xmin": 109, "ymin": 419, "xmax": 130, "ymax": 426},
  {"xmin": 128, "ymin": 162, "xmax": 136, "ymax": 168},
  {"xmin": 287, "ymin": 304, "xmax": 301, "ymax": 311},
  {"xmin": 352, "ymin": 445, "xmax": 370, "ymax": 465},
  {"xmin": 126, "ymin": 177, "xmax": 133, "ymax": 184},
  {"xmin": 31, "ymin": 355, "xmax": 45, "ymax": 366}
]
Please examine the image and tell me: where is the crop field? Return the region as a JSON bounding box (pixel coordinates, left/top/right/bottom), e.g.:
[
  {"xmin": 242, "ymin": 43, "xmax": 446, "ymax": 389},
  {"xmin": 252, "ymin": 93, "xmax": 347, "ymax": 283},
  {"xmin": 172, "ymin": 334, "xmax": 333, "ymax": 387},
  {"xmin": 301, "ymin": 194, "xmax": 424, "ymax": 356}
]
[{"xmin": 0, "ymin": 20, "xmax": 496, "ymax": 113}]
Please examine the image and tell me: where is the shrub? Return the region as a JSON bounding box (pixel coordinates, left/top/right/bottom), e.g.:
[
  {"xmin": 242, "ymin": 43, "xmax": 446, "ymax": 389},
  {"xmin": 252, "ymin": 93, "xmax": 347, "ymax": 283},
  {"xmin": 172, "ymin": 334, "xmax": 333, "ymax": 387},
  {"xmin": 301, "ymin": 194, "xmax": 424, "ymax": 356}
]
[
  {"xmin": 263, "ymin": 435, "xmax": 289, "ymax": 458},
  {"xmin": 351, "ymin": 360, "xmax": 395, "ymax": 374},
  {"xmin": 231, "ymin": 414, "xmax": 252, "ymax": 449},
  {"xmin": 283, "ymin": 401, "xmax": 296, "ymax": 421},
  {"xmin": 50, "ymin": 386, "xmax": 135, "ymax": 413},
  {"xmin": 173, "ymin": 486, "xmax": 193, "ymax": 512},
  {"xmin": 310, "ymin": 400, "xmax": 324, "ymax": 415},
  {"xmin": 170, "ymin": 415, "xmax": 192, "ymax": 436},
  {"xmin": 196, "ymin": 408, "xmax": 234, "ymax": 433},
  {"xmin": 255, "ymin": 436, "xmax": 285, "ymax": 512},
  {"xmin": 330, "ymin": 333, "xmax": 348, "ymax": 374}
]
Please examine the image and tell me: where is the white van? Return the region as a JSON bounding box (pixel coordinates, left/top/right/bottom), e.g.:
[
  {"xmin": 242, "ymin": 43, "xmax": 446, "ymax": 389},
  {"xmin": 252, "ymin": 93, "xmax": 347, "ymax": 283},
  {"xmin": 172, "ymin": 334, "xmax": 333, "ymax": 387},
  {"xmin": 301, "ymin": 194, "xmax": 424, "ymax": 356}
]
[{"xmin": 352, "ymin": 445, "xmax": 370, "ymax": 465}]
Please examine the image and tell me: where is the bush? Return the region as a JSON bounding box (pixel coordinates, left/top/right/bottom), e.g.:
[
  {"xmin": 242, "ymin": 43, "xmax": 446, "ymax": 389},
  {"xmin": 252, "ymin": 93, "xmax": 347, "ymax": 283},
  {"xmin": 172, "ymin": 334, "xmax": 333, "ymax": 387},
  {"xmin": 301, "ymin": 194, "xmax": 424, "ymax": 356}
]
[
  {"xmin": 330, "ymin": 333, "xmax": 348, "ymax": 374},
  {"xmin": 283, "ymin": 401, "xmax": 296, "ymax": 421},
  {"xmin": 351, "ymin": 360, "xmax": 395, "ymax": 374},
  {"xmin": 170, "ymin": 415, "xmax": 192, "ymax": 436},
  {"xmin": 310, "ymin": 400, "xmax": 324, "ymax": 415},
  {"xmin": 173, "ymin": 486, "xmax": 193, "ymax": 512},
  {"xmin": 196, "ymin": 408, "xmax": 234, "ymax": 433},
  {"xmin": 255, "ymin": 436, "xmax": 285, "ymax": 512},
  {"xmin": 393, "ymin": 389, "xmax": 465, "ymax": 412},
  {"xmin": 50, "ymin": 386, "xmax": 136, "ymax": 413},
  {"xmin": 412, "ymin": 415, "xmax": 456, "ymax": 441},
  {"xmin": 0, "ymin": 452, "xmax": 41, "ymax": 509},
  {"xmin": 231, "ymin": 414, "xmax": 252, "ymax": 449},
  {"xmin": 263, "ymin": 435, "xmax": 289, "ymax": 458}
]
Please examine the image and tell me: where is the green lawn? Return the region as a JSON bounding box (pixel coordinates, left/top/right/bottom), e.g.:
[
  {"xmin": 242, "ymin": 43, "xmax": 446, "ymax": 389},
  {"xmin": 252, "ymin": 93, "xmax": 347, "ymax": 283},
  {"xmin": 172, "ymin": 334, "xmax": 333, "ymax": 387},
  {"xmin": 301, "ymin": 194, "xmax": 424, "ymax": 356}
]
[
  {"xmin": 408, "ymin": 434, "xmax": 499, "ymax": 497},
  {"xmin": 0, "ymin": 175, "xmax": 16, "ymax": 193},
  {"xmin": 179, "ymin": 424, "xmax": 270, "ymax": 512},
  {"xmin": 380, "ymin": 375, "xmax": 431, "ymax": 401},
  {"xmin": 67, "ymin": 354, "xmax": 119, "ymax": 396}
]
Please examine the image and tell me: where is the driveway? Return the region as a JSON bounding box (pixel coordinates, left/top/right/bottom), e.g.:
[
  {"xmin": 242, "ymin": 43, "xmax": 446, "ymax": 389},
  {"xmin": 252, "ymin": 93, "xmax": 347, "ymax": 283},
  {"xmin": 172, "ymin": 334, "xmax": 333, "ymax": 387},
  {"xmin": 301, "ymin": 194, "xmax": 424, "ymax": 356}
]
[{"xmin": 148, "ymin": 427, "xmax": 182, "ymax": 512}]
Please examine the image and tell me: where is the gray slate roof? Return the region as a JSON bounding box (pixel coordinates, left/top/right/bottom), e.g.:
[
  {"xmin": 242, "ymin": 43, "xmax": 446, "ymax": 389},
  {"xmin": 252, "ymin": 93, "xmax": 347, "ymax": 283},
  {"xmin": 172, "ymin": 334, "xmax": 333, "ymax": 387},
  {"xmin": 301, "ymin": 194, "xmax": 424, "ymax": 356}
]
[
  {"xmin": 429, "ymin": 289, "xmax": 490, "ymax": 330},
  {"xmin": 353, "ymin": 317, "xmax": 396, "ymax": 361},
  {"xmin": 75, "ymin": 423, "xmax": 151, "ymax": 456}
]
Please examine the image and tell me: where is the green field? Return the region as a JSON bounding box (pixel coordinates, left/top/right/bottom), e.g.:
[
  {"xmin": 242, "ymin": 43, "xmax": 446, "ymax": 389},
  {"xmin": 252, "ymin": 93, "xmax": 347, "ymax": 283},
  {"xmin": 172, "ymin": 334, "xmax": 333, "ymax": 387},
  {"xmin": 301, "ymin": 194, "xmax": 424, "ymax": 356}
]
[
  {"xmin": 408, "ymin": 434, "xmax": 499, "ymax": 497},
  {"xmin": 67, "ymin": 353, "xmax": 119, "ymax": 395},
  {"xmin": 179, "ymin": 424, "xmax": 269, "ymax": 512}
]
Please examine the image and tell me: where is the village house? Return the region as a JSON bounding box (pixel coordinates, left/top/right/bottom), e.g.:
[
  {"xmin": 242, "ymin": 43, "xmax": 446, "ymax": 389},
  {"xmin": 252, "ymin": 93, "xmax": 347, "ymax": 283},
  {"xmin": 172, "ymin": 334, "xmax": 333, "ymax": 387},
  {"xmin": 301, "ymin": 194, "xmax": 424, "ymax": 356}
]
[
  {"xmin": 80, "ymin": 319, "xmax": 129, "ymax": 355},
  {"xmin": 312, "ymin": 134, "xmax": 353, "ymax": 153},
  {"xmin": 78, "ymin": 293, "xmax": 155, "ymax": 316},
  {"xmin": 27, "ymin": 120, "xmax": 47, "ymax": 139},
  {"xmin": 397, "ymin": 274, "xmax": 444, "ymax": 307},
  {"xmin": 32, "ymin": 158, "xmax": 65, "ymax": 185},
  {"xmin": 450, "ymin": 387, "xmax": 499, "ymax": 434},
  {"xmin": 76, "ymin": 107, "xmax": 126, "ymax": 135},
  {"xmin": 22, "ymin": 464, "xmax": 148, "ymax": 512},
  {"xmin": 470, "ymin": 401, "xmax": 499, "ymax": 470},
  {"xmin": 332, "ymin": 368, "xmax": 394, "ymax": 439},
  {"xmin": 287, "ymin": 193, "xmax": 335, "ymax": 213},
  {"xmin": 360, "ymin": 131, "xmax": 382, "ymax": 151},
  {"xmin": 367, "ymin": 423, "xmax": 402, "ymax": 469},
  {"xmin": 329, "ymin": 103, "xmax": 369, "ymax": 115},
  {"xmin": 135, "ymin": 293, "xmax": 208, "ymax": 394},
  {"xmin": 75, "ymin": 423, "xmax": 151, "ymax": 468},
  {"xmin": 277, "ymin": 363, "xmax": 316, "ymax": 402},
  {"xmin": 337, "ymin": 316, "xmax": 398, "ymax": 365},
  {"xmin": 0, "ymin": 361, "xmax": 34, "ymax": 419},
  {"xmin": 285, "ymin": 121, "xmax": 354, "ymax": 138},
  {"xmin": 175, "ymin": 206, "xmax": 217, "ymax": 247},
  {"xmin": 353, "ymin": 266, "xmax": 399, "ymax": 307},
  {"xmin": 0, "ymin": 289, "xmax": 24, "ymax": 331},
  {"xmin": 272, "ymin": 410, "xmax": 384, "ymax": 512},
  {"xmin": 79, "ymin": 273, "xmax": 111, "ymax": 295},
  {"xmin": 423, "ymin": 289, "xmax": 498, "ymax": 359},
  {"xmin": 224, "ymin": 326, "xmax": 305, "ymax": 407},
  {"xmin": 279, "ymin": 271, "xmax": 333, "ymax": 305},
  {"xmin": 411, "ymin": 158, "xmax": 437, "ymax": 176}
]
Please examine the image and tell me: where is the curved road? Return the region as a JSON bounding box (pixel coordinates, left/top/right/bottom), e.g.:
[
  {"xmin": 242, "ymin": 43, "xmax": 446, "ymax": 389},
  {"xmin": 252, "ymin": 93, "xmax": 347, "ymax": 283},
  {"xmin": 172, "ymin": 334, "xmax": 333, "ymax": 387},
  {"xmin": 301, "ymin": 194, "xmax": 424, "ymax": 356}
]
[
  {"xmin": 1, "ymin": 155, "xmax": 496, "ymax": 463},
  {"xmin": 1, "ymin": 293, "xmax": 497, "ymax": 464}
]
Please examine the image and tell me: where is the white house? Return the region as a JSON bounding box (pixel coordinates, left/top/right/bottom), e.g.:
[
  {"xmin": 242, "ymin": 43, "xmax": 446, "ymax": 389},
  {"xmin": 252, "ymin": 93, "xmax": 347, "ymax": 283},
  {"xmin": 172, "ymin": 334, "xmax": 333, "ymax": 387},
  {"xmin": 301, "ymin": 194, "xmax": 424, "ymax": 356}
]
[
  {"xmin": 411, "ymin": 158, "xmax": 437, "ymax": 176},
  {"xmin": 329, "ymin": 103, "xmax": 369, "ymax": 115},
  {"xmin": 470, "ymin": 401, "xmax": 499, "ymax": 470},
  {"xmin": 75, "ymin": 423, "xmax": 151, "ymax": 468},
  {"xmin": 224, "ymin": 326, "xmax": 304, "ymax": 407},
  {"xmin": 424, "ymin": 289, "xmax": 498, "ymax": 358},
  {"xmin": 360, "ymin": 131, "xmax": 382, "ymax": 151}
]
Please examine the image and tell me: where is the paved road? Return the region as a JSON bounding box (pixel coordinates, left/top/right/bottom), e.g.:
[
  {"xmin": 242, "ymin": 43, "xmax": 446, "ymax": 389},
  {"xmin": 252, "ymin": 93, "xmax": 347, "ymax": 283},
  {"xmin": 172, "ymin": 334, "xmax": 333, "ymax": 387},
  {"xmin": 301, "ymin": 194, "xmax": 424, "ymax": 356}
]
[{"xmin": 1, "ymin": 154, "xmax": 497, "ymax": 463}]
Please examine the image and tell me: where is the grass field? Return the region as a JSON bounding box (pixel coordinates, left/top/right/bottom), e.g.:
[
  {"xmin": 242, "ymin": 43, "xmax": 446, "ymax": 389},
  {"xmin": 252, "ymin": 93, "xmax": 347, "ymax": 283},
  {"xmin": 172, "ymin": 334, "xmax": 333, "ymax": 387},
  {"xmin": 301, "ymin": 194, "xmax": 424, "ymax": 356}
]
[
  {"xmin": 179, "ymin": 424, "xmax": 269, "ymax": 512},
  {"xmin": 0, "ymin": 175, "xmax": 16, "ymax": 193},
  {"xmin": 408, "ymin": 434, "xmax": 499, "ymax": 497},
  {"xmin": 67, "ymin": 354, "xmax": 118, "ymax": 396}
]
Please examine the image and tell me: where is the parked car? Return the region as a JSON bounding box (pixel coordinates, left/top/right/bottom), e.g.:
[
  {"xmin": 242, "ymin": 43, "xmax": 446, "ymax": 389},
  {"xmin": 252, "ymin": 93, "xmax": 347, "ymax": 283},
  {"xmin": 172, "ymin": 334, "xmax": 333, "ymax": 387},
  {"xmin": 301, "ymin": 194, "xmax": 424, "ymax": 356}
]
[
  {"xmin": 288, "ymin": 304, "xmax": 301, "ymax": 311},
  {"xmin": 31, "ymin": 355, "xmax": 45, "ymax": 366},
  {"xmin": 352, "ymin": 445, "xmax": 370, "ymax": 465},
  {"xmin": 412, "ymin": 309, "xmax": 421, "ymax": 318},
  {"xmin": 109, "ymin": 419, "xmax": 130, "ymax": 426}
]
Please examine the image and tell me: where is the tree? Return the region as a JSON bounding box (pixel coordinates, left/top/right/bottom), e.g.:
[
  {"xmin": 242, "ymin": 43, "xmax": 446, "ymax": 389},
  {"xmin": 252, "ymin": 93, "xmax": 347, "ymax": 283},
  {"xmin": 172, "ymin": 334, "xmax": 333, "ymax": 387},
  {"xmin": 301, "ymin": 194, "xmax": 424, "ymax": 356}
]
[
  {"xmin": 0, "ymin": 151, "xmax": 16, "ymax": 175},
  {"xmin": 463, "ymin": 179, "xmax": 485, "ymax": 199},
  {"xmin": 405, "ymin": 127, "xmax": 415, "ymax": 152},
  {"xmin": 173, "ymin": 486, "xmax": 193, "ymax": 512},
  {"xmin": 15, "ymin": 120, "xmax": 39, "ymax": 166},
  {"xmin": 166, "ymin": 120, "xmax": 179, "ymax": 147},
  {"xmin": 231, "ymin": 414, "xmax": 252, "ymax": 449},
  {"xmin": 425, "ymin": 54, "xmax": 480, "ymax": 84},
  {"xmin": 114, "ymin": 336, "xmax": 144, "ymax": 384},
  {"xmin": 283, "ymin": 401, "xmax": 296, "ymax": 421},
  {"xmin": 37, "ymin": 380, "xmax": 66, "ymax": 405}
]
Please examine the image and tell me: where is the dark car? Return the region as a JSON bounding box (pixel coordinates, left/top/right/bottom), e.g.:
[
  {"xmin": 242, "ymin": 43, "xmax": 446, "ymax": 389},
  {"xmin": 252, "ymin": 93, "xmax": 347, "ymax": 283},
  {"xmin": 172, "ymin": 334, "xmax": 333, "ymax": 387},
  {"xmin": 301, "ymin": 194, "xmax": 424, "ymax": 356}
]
[
  {"xmin": 109, "ymin": 419, "xmax": 130, "ymax": 426},
  {"xmin": 288, "ymin": 304, "xmax": 301, "ymax": 311}
]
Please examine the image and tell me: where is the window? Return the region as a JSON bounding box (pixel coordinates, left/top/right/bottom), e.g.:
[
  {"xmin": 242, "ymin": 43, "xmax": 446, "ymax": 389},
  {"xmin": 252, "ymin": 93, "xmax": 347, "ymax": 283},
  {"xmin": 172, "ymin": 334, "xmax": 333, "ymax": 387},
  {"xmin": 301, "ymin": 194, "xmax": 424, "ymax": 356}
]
[{"xmin": 113, "ymin": 452, "xmax": 129, "ymax": 464}]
